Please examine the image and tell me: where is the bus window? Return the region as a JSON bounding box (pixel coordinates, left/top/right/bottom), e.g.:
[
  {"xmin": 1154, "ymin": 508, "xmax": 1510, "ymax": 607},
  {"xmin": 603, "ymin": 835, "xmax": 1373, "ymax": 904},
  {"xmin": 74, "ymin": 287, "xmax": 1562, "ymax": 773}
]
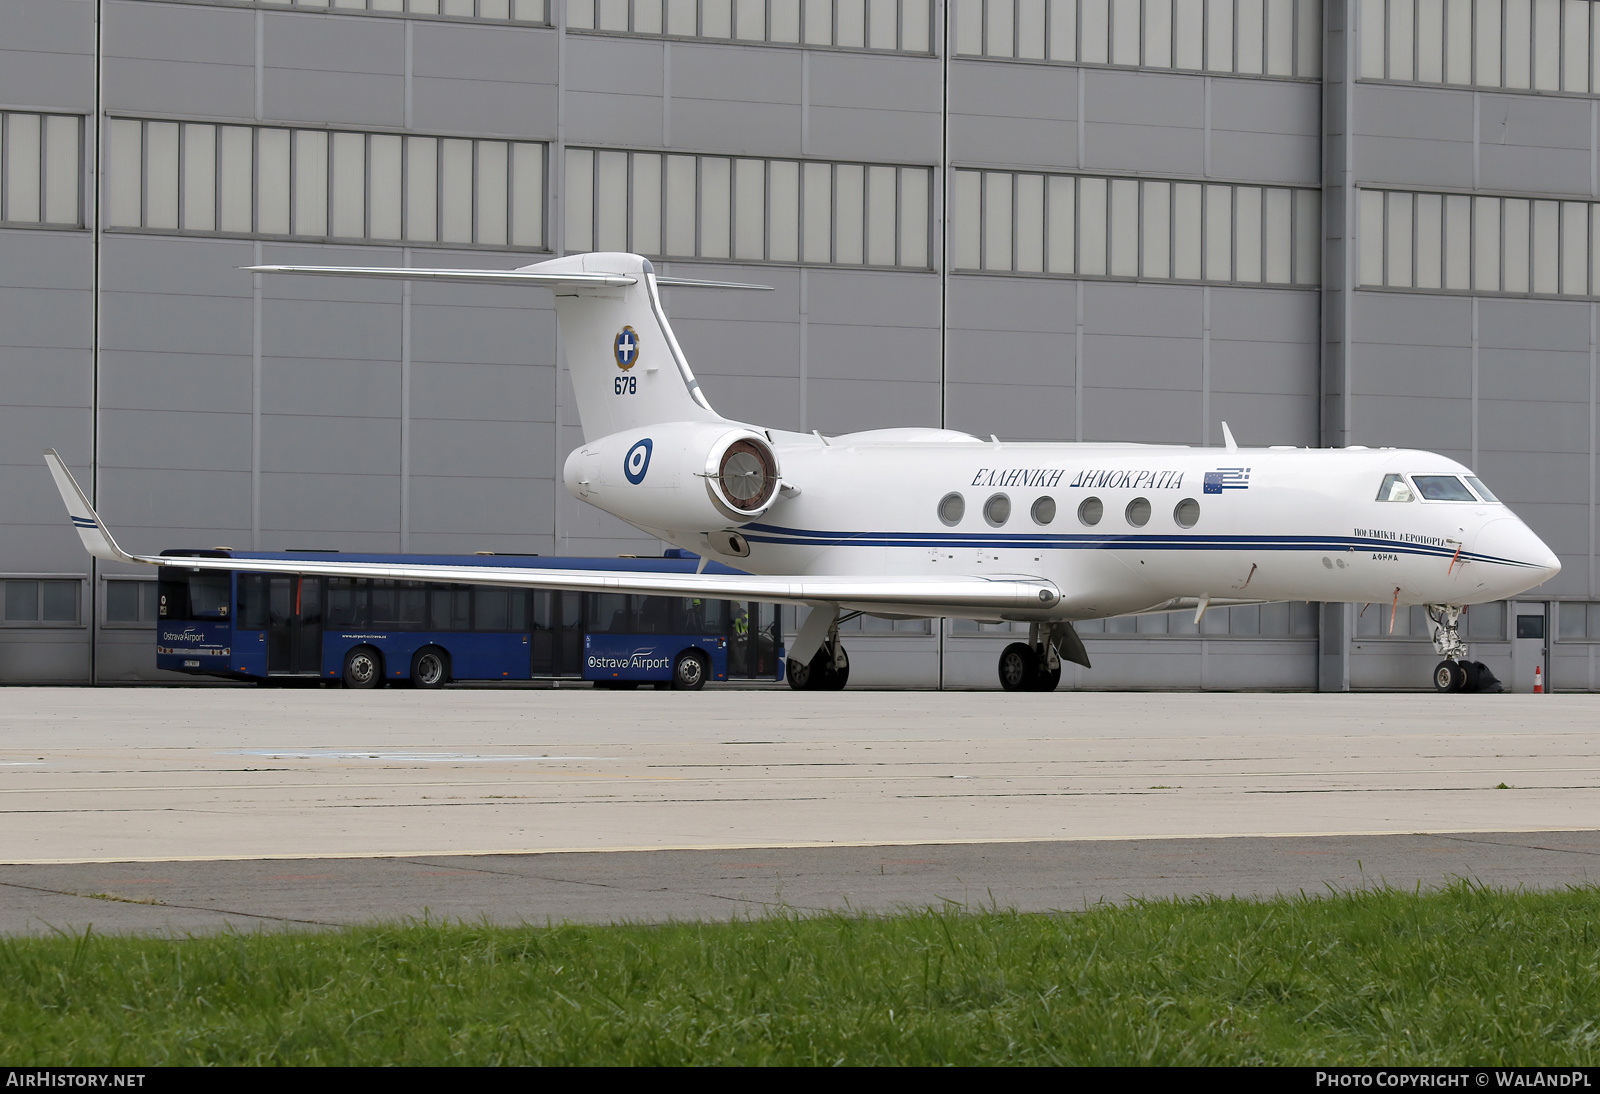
[
  {"xmin": 590, "ymin": 593, "xmax": 629, "ymax": 634},
  {"xmin": 372, "ymin": 580, "xmax": 426, "ymax": 629},
  {"xmin": 474, "ymin": 587, "xmax": 511, "ymax": 631},
  {"xmin": 237, "ymin": 573, "xmax": 268, "ymax": 630},
  {"xmin": 429, "ymin": 585, "xmax": 470, "ymax": 631},
  {"xmin": 634, "ymin": 594, "xmax": 669, "ymax": 634},
  {"xmin": 327, "ymin": 578, "xmax": 367, "ymax": 628}
]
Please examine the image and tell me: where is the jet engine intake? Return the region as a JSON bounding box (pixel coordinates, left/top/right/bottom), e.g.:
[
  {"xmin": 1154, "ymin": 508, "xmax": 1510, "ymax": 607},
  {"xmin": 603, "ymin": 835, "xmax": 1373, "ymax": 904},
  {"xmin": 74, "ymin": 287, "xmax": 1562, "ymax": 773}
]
[{"xmin": 563, "ymin": 421, "xmax": 785, "ymax": 533}]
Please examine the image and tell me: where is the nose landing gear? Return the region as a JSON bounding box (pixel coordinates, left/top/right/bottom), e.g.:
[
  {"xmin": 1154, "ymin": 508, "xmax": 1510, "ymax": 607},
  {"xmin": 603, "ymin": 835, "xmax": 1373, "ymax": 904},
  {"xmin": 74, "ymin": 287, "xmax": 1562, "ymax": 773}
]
[{"xmin": 1427, "ymin": 604, "xmax": 1503, "ymax": 693}]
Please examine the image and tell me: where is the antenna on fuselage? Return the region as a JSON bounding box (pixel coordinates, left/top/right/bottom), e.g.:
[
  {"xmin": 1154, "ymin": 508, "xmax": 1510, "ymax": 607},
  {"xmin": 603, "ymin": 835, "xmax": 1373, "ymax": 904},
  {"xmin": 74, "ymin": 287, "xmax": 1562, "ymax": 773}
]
[{"xmin": 1221, "ymin": 422, "xmax": 1239, "ymax": 451}]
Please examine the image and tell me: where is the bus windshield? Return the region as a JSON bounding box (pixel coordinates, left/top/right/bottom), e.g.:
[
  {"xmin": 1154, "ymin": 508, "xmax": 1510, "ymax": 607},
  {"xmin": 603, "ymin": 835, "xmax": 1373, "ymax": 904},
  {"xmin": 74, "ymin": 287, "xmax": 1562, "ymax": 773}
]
[{"xmin": 158, "ymin": 569, "xmax": 231, "ymax": 619}]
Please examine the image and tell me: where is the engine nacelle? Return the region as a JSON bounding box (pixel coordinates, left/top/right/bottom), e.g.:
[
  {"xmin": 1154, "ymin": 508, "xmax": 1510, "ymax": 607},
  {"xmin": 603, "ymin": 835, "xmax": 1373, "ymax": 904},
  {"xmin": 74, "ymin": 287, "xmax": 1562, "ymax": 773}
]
[{"xmin": 563, "ymin": 421, "xmax": 783, "ymax": 531}]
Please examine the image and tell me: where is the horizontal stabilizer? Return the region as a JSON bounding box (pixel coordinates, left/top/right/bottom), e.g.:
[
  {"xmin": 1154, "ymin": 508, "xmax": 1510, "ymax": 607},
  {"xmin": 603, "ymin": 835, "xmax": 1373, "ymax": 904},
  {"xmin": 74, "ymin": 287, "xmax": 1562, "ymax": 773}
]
[{"xmin": 243, "ymin": 265, "xmax": 639, "ymax": 288}]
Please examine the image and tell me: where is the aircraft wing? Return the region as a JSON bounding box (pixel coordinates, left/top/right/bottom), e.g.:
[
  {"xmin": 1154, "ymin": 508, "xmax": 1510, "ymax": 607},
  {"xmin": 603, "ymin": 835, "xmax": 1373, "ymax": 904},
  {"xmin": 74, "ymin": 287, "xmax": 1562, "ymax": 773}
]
[{"xmin": 44, "ymin": 451, "xmax": 1059, "ymax": 615}]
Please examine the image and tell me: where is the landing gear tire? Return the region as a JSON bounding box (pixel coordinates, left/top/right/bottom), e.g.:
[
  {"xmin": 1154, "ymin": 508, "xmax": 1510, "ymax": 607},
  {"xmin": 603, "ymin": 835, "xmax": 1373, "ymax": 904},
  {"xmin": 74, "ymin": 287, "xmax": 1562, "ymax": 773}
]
[
  {"xmin": 343, "ymin": 646, "xmax": 382, "ymax": 690},
  {"xmin": 1432, "ymin": 659, "xmax": 1466, "ymax": 693},
  {"xmin": 786, "ymin": 644, "xmax": 849, "ymax": 690},
  {"xmin": 410, "ymin": 647, "xmax": 450, "ymax": 689},
  {"xmin": 1030, "ymin": 663, "xmax": 1062, "ymax": 692},
  {"xmin": 998, "ymin": 642, "xmax": 1038, "ymax": 692},
  {"xmin": 1459, "ymin": 660, "xmax": 1481, "ymax": 693},
  {"xmin": 672, "ymin": 651, "xmax": 710, "ymax": 691}
]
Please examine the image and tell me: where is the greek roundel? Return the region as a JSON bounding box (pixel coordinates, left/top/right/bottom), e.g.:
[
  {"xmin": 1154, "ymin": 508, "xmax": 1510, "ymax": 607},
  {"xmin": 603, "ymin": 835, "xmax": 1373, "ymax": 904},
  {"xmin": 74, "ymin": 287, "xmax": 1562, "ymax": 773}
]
[
  {"xmin": 624, "ymin": 438, "xmax": 653, "ymax": 484},
  {"xmin": 614, "ymin": 326, "xmax": 640, "ymax": 370}
]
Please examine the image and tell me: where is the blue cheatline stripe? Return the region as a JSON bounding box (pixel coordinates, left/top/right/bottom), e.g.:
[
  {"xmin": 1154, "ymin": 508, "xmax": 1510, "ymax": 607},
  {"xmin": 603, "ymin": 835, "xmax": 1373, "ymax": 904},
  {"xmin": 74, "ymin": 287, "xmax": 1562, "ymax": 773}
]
[
  {"xmin": 739, "ymin": 523, "xmax": 1538, "ymax": 569},
  {"xmin": 71, "ymin": 517, "xmax": 97, "ymax": 528}
]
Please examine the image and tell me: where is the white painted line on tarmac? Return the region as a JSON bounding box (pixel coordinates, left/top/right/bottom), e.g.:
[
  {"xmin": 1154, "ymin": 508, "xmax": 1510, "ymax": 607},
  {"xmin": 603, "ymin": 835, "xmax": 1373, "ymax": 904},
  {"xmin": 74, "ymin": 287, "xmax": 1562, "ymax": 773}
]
[
  {"xmin": 221, "ymin": 751, "xmax": 611, "ymax": 762},
  {"xmin": 4, "ymin": 825, "xmax": 1599, "ymax": 866}
]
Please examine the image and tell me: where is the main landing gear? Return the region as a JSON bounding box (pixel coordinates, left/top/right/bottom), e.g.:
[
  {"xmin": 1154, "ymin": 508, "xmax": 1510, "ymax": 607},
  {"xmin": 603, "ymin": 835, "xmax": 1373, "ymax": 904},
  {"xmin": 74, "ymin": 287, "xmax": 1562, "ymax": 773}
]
[
  {"xmin": 998, "ymin": 623, "xmax": 1068, "ymax": 692},
  {"xmin": 787, "ymin": 612, "xmax": 850, "ymax": 690},
  {"xmin": 1426, "ymin": 604, "xmax": 1503, "ymax": 694}
]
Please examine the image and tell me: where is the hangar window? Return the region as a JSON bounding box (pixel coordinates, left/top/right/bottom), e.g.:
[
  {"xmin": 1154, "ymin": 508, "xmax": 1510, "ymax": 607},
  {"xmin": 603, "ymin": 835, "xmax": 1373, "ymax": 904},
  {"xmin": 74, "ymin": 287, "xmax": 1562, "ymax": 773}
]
[
  {"xmin": 2, "ymin": 578, "xmax": 82, "ymax": 626},
  {"xmin": 1359, "ymin": 0, "xmax": 1600, "ymax": 94},
  {"xmin": 104, "ymin": 579, "xmax": 159, "ymax": 627},
  {"xmin": 953, "ymin": 169, "xmax": 1319, "ymax": 287},
  {"xmin": 1077, "ymin": 496, "xmax": 1103, "ymax": 526},
  {"xmin": 1031, "ymin": 496, "xmax": 1057, "ymax": 524},
  {"xmin": 938, "ymin": 492, "xmax": 967, "ymax": 526},
  {"xmin": 106, "ymin": 118, "xmax": 546, "ymax": 250},
  {"xmin": 183, "ymin": 1, "xmax": 549, "ymax": 23},
  {"xmin": 1125, "ymin": 497, "xmax": 1151, "ymax": 527},
  {"xmin": 983, "ymin": 493, "xmax": 1012, "ymax": 526},
  {"xmin": 955, "ymin": 0, "xmax": 1322, "ymax": 78},
  {"xmin": 569, "ymin": 0, "xmax": 934, "ymax": 53},
  {"xmin": 1173, "ymin": 498, "xmax": 1200, "ymax": 527},
  {"xmin": 0, "ymin": 112, "xmax": 83, "ymax": 229},
  {"xmin": 567, "ymin": 148, "xmax": 931, "ymax": 269},
  {"xmin": 1375, "ymin": 473, "xmax": 1415, "ymax": 502}
]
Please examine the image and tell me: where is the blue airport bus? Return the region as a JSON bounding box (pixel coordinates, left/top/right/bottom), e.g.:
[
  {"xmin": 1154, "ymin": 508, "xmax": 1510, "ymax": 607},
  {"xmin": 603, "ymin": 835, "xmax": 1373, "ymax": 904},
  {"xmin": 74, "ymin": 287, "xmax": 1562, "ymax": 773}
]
[{"xmin": 153, "ymin": 550, "xmax": 784, "ymax": 690}]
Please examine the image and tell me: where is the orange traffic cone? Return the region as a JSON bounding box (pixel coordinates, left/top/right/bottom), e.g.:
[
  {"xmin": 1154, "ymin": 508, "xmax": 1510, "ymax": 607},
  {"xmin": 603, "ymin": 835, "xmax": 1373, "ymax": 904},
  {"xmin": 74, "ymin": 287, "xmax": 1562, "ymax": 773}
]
[{"xmin": 1534, "ymin": 665, "xmax": 1543, "ymax": 694}]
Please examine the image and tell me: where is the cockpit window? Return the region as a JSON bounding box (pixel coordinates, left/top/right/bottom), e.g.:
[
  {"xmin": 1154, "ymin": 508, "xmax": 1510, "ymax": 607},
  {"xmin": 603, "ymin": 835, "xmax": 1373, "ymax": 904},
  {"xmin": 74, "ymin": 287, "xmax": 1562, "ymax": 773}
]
[
  {"xmin": 1376, "ymin": 474, "xmax": 1414, "ymax": 502},
  {"xmin": 1465, "ymin": 476, "xmax": 1500, "ymax": 503},
  {"xmin": 1412, "ymin": 475, "xmax": 1477, "ymax": 501}
]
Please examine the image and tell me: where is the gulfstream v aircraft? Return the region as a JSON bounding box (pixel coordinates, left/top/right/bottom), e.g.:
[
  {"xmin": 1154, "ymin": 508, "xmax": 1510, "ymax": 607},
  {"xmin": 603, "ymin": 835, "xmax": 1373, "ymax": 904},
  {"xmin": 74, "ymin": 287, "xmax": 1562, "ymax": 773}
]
[{"xmin": 46, "ymin": 251, "xmax": 1560, "ymax": 693}]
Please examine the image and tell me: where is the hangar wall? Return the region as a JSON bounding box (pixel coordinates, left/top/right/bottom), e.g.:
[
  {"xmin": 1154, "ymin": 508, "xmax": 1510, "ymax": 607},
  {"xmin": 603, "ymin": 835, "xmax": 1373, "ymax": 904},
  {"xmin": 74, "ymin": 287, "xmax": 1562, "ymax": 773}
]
[{"xmin": 0, "ymin": 0, "xmax": 1591, "ymax": 689}]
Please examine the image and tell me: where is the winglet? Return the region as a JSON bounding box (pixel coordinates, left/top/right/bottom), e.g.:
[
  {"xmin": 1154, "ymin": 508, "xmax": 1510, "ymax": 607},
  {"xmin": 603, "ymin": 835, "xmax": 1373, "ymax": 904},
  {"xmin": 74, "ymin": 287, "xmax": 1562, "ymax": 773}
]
[
  {"xmin": 1221, "ymin": 422, "xmax": 1239, "ymax": 451},
  {"xmin": 42, "ymin": 450, "xmax": 138, "ymax": 564}
]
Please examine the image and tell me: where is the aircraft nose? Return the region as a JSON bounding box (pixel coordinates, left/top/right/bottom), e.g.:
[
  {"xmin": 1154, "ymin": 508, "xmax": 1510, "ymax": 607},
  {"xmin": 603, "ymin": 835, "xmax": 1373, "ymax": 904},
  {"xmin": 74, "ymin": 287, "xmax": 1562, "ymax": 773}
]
[{"xmin": 1475, "ymin": 517, "xmax": 1561, "ymax": 586}]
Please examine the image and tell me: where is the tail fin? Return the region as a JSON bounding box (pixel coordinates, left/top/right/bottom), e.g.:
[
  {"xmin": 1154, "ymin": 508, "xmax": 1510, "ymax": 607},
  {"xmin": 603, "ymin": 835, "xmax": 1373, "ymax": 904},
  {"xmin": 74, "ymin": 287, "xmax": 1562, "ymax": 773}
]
[
  {"xmin": 43, "ymin": 450, "xmax": 139, "ymax": 563},
  {"xmin": 532, "ymin": 252, "xmax": 724, "ymax": 441},
  {"xmin": 246, "ymin": 252, "xmax": 770, "ymax": 443}
]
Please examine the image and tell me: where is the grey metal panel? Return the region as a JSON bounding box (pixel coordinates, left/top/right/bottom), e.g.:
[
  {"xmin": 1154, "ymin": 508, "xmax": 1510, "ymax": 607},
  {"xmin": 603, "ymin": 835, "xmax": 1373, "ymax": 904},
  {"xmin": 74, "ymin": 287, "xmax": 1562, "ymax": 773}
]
[
  {"xmin": 804, "ymin": 321, "xmax": 940, "ymax": 381},
  {"xmin": 261, "ymin": 414, "xmax": 399, "ymax": 476},
  {"xmin": 1478, "ymin": 349, "xmax": 1591, "ymax": 404},
  {"xmin": 559, "ymin": 37, "xmax": 665, "ymax": 147},
  {"xmin": 100, "ymin": 291, "xmax": 253, "ymax": 356},
  {"xmin": 257, "ymin": 470, "xmax": 402, "ymax": 538},
  {"xmin": 946, "ymin": 327, "xmax": 1075, "ymax": 387},
  {"xmin": 0, "ymin": 631, "xmax": 91, "ymax": 685},
  {"xmin": 409, "ymin": 417, "xmax": 555, "ymax": 478},
  {"xmin": 1478, "ymin": 95, "xmax": 1592, "ymax": 197},
  {"xmin": 1479, "ymin": 397, "xmax": 1590, "ymax": 455},
  {"xmin": 1083, "ymin": 280, "xmax": 1202, "ymax": 337},
  {"xmin": 808, "ymin": 52, "xmax": 943, "ymax": 164},
  {"xmin": 1081, "ymin": 385, "xmax": 1201, "ymax": 443},
  {"xmin": 1351, "ymin": 84, "xmax": 1474, "ymax": 191},
  {"xmin": 0, "ymin": 230, "xmax": 96, "ymax": 292},
  {"xmin": 948, "ymin": 60, "xmax": 1077, "ymax": 169},
  {"xmin": 1351, "ymin": 291, "xmax": 1473, "ymax": 347},
  {"xmin": 95, "ymin": 466, "xmax": 252, "ymax": 542},
  {"xmin": 410, "ymin": 21, "xmax": 557, "ymax": 137},
  {"xmin": 1208, "ymin": 78, "xmax": 1320, "ymax": 186},
  {"xmin": 1082, "ymin": 69, "xmax": 1204, "ymax": 177},
  {"xmin": 0, "ymin": 285, "xmax": 94, "ymax": 352},
  {"xmin": 1350, "ymin": 342, "xmax": 1472, "ymax": 398},
  {"xmin": 408, "ymin": 474, "xmax": 552, "ymax": 538},
  {"xmin": 410, "ymin": 361, "xmax": 554, "ymax": 424},
  {"xmin": 0, "ymin": 0, "xmax": 95, "ymax": 110},
  {"xmin": 410, "ymin": 303, "xmax": 554, "ymax": 368},
  {"xmin": 945, "ymin": 383, "xmax": 1077, "ymax": 444},
  {"xmin": 667, "ymin": 42, "xmax": 802, "ymax": 156},
  {"xmin": 1209, "ymin": 336, "xmax": 1319, "ymax": 397},
  {"xmin": 102, "ymin": 235, "xmax": 257, "ymax": 296},
  {"xmin": 260, "ymin": 357, "xmax": 402, "ymax": 418},
  {"xmin": 1349, "ymin": 392, "xmax": 1472, "ymax": 454},
  {"xmin": 675, "ymin": 319, "xmax": 801, "ymax": 379},
  {"xmin": 104, "ymin": 0, "xmax": 254, "ymax": 119},
  {"xmin": 698, "ymin": 374, "xmax": 806, "ymax": 432},
  {"xmin": 260, "ymin": 299, "xmax": 402, "ymax": 360},
  {"xmin": 1205, "ymin": 391, "xmax": 1318, "ymax": 446},
  {"xmin": 98, "ymin": 406, "xmax": 252, "ymax": 472},
  {"xmin": 99, "ymin": 351, "xmax": 251, "ymax": 414},
  {"xmin": 804, "ymin": 376, "xmax": 942, "ymax": 432},
  {"xmin": 803, "ymin": 268, "xmax": 940, "ymax": 327},
  {"xmin": 1477, "ymin": 297, "xmax": 1591, "ymax": 353},
  {"xmin": 263, "ymin": 11, "xmax": 404, "ymax": 127}
]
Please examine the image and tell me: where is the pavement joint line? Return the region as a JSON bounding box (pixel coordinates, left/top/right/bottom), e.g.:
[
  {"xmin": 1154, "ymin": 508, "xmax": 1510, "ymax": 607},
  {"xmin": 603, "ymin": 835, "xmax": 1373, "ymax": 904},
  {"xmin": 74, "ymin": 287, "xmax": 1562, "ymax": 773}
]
[
  {"xmin": 5, "ymin": 827, "xmax": 1600, "ymax": 866},
  {"xmin": 1436, "ymin": 833, "xmax": 1600, "ymax": 858},
  {"xmin": 0, "ymin": 879, "xmax": 344, "ymax": 928}
]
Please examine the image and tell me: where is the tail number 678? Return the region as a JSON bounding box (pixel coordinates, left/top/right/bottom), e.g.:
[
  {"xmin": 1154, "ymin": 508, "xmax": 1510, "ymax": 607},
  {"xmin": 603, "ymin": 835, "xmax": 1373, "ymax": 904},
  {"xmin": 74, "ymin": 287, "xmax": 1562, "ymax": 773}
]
[{"xmin": 614, "ymin": 375, "xmax": 637, "ymax": 395}]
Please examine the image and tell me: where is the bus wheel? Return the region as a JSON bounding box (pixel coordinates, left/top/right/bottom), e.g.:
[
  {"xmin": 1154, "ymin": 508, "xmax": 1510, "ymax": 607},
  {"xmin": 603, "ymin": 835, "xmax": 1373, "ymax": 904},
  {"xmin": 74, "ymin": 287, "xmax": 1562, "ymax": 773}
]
[
  {"xmin": 410, "ymin": 647, "xmax": 450, "ymax": 690},
  {"xmin": 672, "ymin": 651, "xmax": 710, "ymax": 691},
  {"xmin": 343, "ymin": 646, "xmax": 382, "ymax": 690}
]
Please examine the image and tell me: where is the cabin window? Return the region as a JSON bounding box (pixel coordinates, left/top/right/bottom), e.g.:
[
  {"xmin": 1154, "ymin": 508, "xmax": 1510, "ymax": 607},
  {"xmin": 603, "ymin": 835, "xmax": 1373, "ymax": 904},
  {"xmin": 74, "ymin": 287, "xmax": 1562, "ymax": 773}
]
[
  {"xmin": 1077, "ymin": 497, "xmax": 1104, "ymax": 526},
  {"xmin": 1173, "ymin": 498, "xmax": 1200, "ymax": 528},
  {"xmin": 1376, "ymin": 473, "xmax": 1415, "ymax": 502},
  {"xmin": 1465, "ymin": 476, "xmax": 1500, "ymax": 503},
  {"xmin": 1125, "ymin": 497, "xmax": 1151, "ymax": 527},
  {"xmin": 983, "ymin": 493, "xmax": 1011, "ymax": 526},
  {"xmin": 1031, "ymin": 496, "xmax": 1057, "ymax": 525},
  {"xmin": 1412, "ymin": 475, "xmax": 1477, "ymax": 501},
  {"xmin": 938, "ymin": 492, "xmax": 966, "ymax": 526}
]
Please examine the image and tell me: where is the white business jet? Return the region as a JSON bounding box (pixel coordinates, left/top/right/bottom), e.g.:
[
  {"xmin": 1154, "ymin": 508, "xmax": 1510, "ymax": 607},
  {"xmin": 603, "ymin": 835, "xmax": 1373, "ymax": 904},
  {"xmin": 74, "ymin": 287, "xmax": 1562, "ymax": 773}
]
[{"xmin": 46, "ymin": 251, "xmax": 1560, "ymax": 693}]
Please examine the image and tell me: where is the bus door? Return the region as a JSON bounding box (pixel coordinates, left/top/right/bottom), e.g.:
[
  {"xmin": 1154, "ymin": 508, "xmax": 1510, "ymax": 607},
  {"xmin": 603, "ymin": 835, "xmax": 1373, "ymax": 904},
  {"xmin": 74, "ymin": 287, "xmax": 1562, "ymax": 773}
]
[
  {"xmin": 267, "ymin": 576, "xmax": 323, "ymax": 675},
  {"xmin": 728, "ymin": 602, "xmax": 782, "ymax": 678},
  {"xmin": 531, "ymin": 591, "xmax": 585, "ymax": 676}
]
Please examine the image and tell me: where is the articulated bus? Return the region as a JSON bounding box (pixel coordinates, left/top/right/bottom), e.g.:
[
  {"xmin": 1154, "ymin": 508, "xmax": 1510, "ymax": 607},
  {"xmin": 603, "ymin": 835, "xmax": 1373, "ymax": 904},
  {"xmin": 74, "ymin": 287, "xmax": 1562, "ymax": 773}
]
[{"xmin": 154, "ymin": 550, "xmax": 784, "ymax": 690}]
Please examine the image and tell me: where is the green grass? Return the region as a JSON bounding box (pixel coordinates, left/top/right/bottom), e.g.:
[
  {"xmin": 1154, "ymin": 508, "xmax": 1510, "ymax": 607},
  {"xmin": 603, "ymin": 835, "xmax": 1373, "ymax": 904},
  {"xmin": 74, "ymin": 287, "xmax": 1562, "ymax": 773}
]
[{"xmin": 5, "ymin": 883, "xmax": 1600, "ymax": 1065}]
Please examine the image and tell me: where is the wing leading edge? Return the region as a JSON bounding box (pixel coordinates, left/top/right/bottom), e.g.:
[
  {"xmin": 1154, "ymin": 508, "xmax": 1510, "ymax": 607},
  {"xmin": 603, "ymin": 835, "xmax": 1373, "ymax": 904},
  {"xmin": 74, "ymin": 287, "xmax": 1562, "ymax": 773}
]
[{"xmin": 42, "ymin": 451, "xmax": 1060, "ymax": 615}]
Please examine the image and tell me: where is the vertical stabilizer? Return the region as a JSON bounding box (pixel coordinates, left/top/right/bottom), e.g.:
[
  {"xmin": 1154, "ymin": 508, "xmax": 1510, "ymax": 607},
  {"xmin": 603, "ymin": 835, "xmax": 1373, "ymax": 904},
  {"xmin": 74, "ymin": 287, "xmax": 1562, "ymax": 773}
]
[{"xmin": 520, "ymin": 252, "xmax": 725, "ymax": 441}]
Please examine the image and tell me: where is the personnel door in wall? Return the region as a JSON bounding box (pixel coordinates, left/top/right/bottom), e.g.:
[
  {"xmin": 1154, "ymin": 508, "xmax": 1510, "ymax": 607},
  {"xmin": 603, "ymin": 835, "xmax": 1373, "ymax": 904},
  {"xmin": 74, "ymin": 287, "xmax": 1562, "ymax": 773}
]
[
  {"xmin": 1510, "ymin": 601, "xmax": 1548, "ymax": 693},
  {"xmin": 267, "ymin": 576, "xmax": 323, "ymax": 676}
]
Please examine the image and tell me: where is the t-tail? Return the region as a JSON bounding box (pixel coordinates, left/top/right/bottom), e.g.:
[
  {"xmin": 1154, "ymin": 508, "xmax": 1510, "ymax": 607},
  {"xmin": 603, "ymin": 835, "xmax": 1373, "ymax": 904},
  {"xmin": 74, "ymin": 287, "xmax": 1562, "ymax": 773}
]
[{"xmin": 243, "ymin": 251, "xmax": 770, "ymax": 442}]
